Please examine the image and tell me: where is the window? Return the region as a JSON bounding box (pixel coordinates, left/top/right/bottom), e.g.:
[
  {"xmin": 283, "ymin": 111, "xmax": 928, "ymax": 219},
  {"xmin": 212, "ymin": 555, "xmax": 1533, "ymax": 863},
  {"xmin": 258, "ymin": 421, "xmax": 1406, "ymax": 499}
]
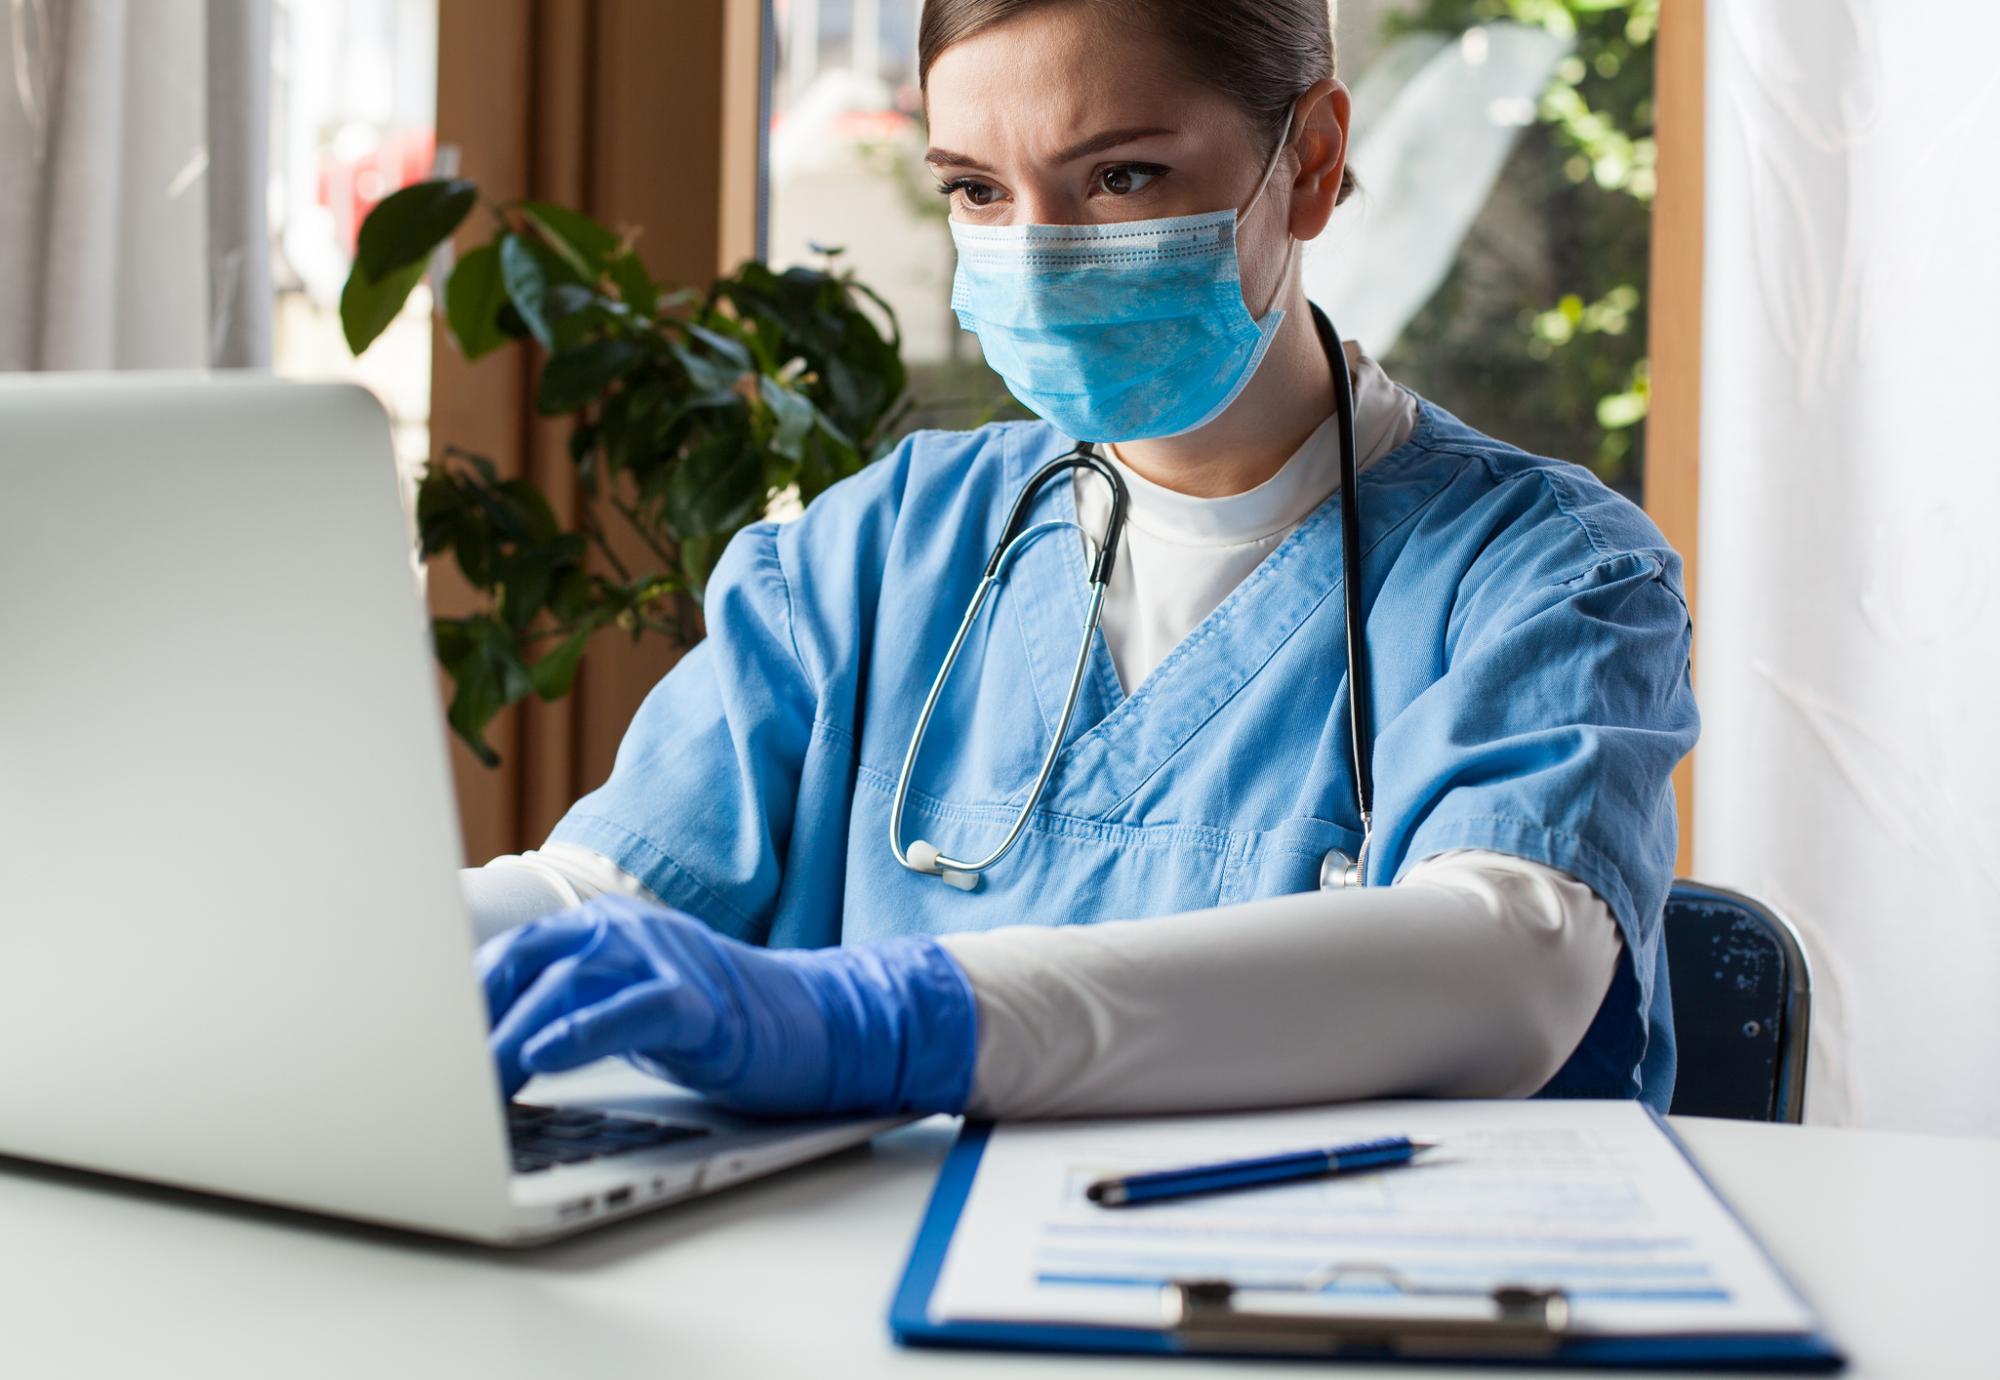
[
  {"xmin": 766, "ymin": 0, "xmax": 1019, "ymax": 434},
  {"xmin": 1336, "ymin": 0, "xmax": 1656, "ymax": 498},
  {"xmin": 269, "ymin": 0, "xmax": 439, "ymax": 482}
]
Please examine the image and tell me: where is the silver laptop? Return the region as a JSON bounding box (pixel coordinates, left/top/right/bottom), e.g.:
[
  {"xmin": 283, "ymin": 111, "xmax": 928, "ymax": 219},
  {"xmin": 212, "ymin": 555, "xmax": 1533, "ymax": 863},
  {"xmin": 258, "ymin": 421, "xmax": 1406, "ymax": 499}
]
[{"xmin": 0, "ymin": 373, "xmax": 909, "ymax": 1245}]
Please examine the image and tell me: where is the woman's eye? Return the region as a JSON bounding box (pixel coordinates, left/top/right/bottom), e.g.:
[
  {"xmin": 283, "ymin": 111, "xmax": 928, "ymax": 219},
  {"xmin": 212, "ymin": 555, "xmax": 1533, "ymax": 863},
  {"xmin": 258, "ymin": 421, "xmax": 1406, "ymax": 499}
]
[
  {"xmin": 1098, "ymin": 164, "xmax": 1164, "ymax": 196},
  {"xmin": 938, "ymin": 177, "xmax": 1000, "ymax": 208}
]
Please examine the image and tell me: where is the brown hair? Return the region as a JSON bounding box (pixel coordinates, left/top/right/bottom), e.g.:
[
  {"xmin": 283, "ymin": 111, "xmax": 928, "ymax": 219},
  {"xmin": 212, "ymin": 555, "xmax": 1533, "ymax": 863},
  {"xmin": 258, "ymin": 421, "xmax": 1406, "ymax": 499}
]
[{"xmin": 918, "ymin": 0, "xmax": 1356, "ymax": 203}]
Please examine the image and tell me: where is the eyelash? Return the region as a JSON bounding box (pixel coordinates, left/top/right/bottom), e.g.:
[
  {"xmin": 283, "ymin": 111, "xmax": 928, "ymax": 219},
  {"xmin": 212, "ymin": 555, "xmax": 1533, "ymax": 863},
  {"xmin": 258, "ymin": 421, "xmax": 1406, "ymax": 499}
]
[
  {"xmin": 933, "ymin": 163, "xmax": 1171, "ymax": 207},
  {"xmin": 934, "ymin": 176, "xmax": 992, "ymax": 204}
]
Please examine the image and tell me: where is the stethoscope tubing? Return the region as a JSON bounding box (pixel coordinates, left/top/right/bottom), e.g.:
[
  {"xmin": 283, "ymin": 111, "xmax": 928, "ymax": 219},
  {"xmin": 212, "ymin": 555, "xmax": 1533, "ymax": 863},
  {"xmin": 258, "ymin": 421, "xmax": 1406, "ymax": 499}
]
[
  {"xmin": 892, "ymin": 307, "xmax": 1372, "ymax": 889},
  {"xmin": 888, "ymin": 451, "xmax": 1129, "ymax": 885},
  {"xmin": 1320, "ymin": 304, "xmax": 1375, "ymax": 852}
]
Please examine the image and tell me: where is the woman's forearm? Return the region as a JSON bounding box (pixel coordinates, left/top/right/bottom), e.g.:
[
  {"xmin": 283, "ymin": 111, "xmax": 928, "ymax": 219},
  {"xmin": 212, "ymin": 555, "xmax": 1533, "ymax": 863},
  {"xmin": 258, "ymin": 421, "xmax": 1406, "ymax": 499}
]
[
  {"xmin": 462, "ymin": 842, "xmax": 1623, "ymax": 1122},
  {"xmin": 936, "ymin": 852, "xmax": 1623, "ymax": 1119}
]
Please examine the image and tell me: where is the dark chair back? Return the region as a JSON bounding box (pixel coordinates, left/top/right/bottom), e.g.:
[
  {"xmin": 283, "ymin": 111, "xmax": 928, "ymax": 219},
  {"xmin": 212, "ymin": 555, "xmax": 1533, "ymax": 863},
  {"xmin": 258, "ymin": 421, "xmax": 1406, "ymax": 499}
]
[{"xmin": 1662, "ymin": 881, "xmax": 1811, "ymax": 1123}]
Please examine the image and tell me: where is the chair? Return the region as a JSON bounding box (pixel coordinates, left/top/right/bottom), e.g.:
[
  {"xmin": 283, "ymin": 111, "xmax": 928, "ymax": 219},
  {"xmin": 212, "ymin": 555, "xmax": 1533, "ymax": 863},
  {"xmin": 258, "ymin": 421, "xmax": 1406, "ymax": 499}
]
[{"xmin": 1662, "ymin": 880, "xmax": 1812, "ymax": 1124}]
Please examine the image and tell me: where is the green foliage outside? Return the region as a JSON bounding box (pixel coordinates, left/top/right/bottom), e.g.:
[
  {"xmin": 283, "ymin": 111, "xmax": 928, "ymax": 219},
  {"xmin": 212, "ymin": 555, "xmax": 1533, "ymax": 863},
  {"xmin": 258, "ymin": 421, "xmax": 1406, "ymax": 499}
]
[
  {"xmin": 1384, "ymin": 0, "xmax": 1658, "ymax": 496},
  {"xmin": 342, "ymin": 180, "xmax": 908, "ymax": 764}
]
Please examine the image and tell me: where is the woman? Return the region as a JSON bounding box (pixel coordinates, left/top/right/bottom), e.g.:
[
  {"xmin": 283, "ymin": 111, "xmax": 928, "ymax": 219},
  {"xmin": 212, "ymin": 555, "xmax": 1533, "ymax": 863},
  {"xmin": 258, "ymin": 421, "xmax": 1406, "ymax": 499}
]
[{"xmin": 467, "ymin": 0, "xmax": 1697, "ymax": 1121}]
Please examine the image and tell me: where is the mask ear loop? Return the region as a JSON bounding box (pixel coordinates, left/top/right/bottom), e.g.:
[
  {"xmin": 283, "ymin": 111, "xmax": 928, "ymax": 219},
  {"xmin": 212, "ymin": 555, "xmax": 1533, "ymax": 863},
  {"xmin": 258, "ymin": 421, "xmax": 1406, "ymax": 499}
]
[
  {"xmin": 1238, "ymin": 103, "xmax": 1302, "ymax": 319},
  {"xmin": 1237, "ymin": 104, "xmax": 1299, "ymax": 226}
]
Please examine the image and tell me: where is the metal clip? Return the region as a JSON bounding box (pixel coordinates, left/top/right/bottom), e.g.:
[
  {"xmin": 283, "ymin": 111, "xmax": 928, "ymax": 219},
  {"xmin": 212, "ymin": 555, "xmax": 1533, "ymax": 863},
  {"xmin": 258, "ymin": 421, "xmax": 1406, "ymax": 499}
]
[{"xmin": 1164, "ymin": 1270, "xmax": 1570, "ymax": 1359}]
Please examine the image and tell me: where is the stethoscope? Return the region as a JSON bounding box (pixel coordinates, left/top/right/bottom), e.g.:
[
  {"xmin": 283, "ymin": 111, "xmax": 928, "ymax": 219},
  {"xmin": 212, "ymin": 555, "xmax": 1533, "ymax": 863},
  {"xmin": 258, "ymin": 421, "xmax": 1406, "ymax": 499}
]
[{"xmin": 889, "ymin": 303, "xmax": 1374, "ymax": 893}]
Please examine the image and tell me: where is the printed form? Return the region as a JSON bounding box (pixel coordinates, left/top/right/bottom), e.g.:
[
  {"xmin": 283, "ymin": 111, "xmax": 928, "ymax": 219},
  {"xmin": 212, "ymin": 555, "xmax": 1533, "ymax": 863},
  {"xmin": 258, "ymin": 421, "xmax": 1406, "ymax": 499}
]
[{"xmin": 928, "ymin": 1100, "xmax": 1818, "ymax": 1337}]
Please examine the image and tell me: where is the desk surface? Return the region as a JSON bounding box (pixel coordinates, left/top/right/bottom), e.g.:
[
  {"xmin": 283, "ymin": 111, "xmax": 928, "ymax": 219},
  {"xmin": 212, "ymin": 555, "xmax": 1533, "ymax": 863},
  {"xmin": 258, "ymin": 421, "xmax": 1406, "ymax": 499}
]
[{"xmin": 4, "ymin": 1114, "xmax": 1994, "ymax": 1379}]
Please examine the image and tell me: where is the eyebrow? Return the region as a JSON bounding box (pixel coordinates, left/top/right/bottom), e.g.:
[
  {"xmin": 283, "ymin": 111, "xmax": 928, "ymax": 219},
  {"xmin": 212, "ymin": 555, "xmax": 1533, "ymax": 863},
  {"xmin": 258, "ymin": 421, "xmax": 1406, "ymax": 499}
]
[{"xmin": 923, "ymin": 125, "xmax": 1177, "ymax": 172}]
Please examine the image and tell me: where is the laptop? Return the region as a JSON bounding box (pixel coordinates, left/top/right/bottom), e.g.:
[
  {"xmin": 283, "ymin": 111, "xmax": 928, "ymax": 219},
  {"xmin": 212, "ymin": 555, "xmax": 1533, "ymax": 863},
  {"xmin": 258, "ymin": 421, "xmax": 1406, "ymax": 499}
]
[{"xmin": 0, "ymin": 374, "xmax": 911, "ymax": 1245}]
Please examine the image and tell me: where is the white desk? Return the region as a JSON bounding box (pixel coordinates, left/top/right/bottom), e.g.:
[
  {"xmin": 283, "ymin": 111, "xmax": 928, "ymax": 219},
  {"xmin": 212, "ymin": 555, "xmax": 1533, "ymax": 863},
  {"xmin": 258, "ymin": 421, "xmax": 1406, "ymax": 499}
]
[{"xmin": 3, "ymin": 1116, "xmax": 1994, "ymax": 1379}]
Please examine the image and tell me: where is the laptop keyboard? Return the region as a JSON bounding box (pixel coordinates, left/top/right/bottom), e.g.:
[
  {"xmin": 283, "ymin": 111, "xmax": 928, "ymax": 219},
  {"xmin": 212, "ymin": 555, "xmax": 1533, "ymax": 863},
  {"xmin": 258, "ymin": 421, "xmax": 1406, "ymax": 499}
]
[{"xmin": 508, "ymin": 1102, "xmax": 711, "ymax": 1175}]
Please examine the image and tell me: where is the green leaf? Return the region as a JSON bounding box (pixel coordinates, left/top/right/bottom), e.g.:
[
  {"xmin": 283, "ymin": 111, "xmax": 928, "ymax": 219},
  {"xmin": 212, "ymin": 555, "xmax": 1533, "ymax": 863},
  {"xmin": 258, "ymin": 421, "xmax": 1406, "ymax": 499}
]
[
  {"xmin": 521, "ymin": 201, "xmax": 622, "ymax": 278},
  {"xmin": 799, "ymin": 415, "xmax": 862, "ymax": 501},
  {"xmin": 686, "ymin": 322, "xmax": 754, "ymax": 373},
  {"xmin": 758, "ymin": 376, "xmax": 817, "ymax": 462},
  {"xmin": 495, "ymin": 302, "xmax": 531, "ymax": 339},
  {"xmin": 499, "ymin": 233, "xmax": 553, "ymax": 348},
  {"xmin": 529, "ymin": 625, "xmax": 594, "ymax": 700},
  {"xmin": 566, "ymin": 423, "xmax": 601, "ymax": 493},
  {"xmin": 548, "ymin": 567, "xmax": 600, "ymax": 623},
  {"xmin": 545, "ymin": 282, "xmax": 599, "ymax": 321},
  {"xmin": 608, "ymin": 251, "xmax": 659, "ymax": 316},
  {"xmin": 670, "ymin": 339, "xmax": 745, "ymax": 396},
  {"xmin": 663, "ymin": 430, "xmax": 763, "ymax": 537},
  {"xmin": 443, "ymin": 243, "xmax": 508, "ymax": 360},
  {"xmin": 433, "ymin": 615, "xmax": 532, "ymax": 766},
  {"xmin": 1596, "ymin": 390, "xmax": 1649, "ymax": 429},
  {"xmin": 678, "ymin": 533, "xmax": 724, "ymax": 604},
  {"xmin": 495, "ymin": 478, "xmax": 565, "ymax": 543},
  {"xmin": 356, "ymin": 178, "xmax": 476, "ymax": 280},
  {"xmin": 415, "ymin": 467, "xmax": 476, "ymax": 557},
  {"xmin": 544, "ymin": 283, "xmax": 619, "ymax": 352},
  {"xmin": 538, "ymin": 338, "xmax": 642, "ymax": 414},
  {"xmin": 340, "ymin": 256, "xmax": 427, "ymax": 355}
]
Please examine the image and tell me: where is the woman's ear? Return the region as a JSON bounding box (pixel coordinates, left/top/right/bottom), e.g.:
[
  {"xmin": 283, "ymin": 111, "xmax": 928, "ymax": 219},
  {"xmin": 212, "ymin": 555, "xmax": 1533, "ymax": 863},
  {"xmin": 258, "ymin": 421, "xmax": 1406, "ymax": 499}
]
[{"xmin": 1287, "ymin": 78, "xmax": 1351, "ymax": 241}]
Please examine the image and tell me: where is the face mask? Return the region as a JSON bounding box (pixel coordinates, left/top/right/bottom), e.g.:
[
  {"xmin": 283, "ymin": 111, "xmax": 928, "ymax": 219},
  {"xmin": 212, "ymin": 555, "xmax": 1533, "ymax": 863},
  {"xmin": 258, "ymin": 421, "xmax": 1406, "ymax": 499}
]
[{"xmin": 947, "ymin": 110, "xmax": 1299, "ymax": 443}]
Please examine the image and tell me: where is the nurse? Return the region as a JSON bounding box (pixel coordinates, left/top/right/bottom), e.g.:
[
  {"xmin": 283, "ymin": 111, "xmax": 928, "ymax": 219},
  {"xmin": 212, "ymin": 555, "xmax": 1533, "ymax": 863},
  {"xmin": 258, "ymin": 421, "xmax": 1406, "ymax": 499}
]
[{"xmin": 468, "ymin": 0, "xmax": 1698, "ymax": 1121}]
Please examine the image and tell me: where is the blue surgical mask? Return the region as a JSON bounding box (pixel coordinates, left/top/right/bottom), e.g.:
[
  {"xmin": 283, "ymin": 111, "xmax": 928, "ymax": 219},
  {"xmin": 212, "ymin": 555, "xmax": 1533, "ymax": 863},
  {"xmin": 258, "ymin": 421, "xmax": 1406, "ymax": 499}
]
[{"xmin": 947, "ymin": 113, "xmax": 1299, "ymax": 443}]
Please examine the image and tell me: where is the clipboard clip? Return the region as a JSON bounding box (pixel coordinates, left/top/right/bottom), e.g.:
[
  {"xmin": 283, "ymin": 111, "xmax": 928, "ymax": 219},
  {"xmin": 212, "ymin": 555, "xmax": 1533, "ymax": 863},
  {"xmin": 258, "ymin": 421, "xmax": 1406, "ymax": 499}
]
[{"xmin": 1164, "ymin": 1265, "xmax": 1571, "ymax": 1359}]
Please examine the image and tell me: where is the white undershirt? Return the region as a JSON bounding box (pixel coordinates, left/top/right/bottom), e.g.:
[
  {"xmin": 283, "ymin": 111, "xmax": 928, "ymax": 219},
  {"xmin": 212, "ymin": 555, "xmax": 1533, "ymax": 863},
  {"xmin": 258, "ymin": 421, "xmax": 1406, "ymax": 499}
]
[
  {"xmin": 1076, "ymin": 342, "xmax": 1421, "ymax": 694},
  {"xmin": 461, "ymin": 348, "xmax": 1627, "ymax": 1118}
]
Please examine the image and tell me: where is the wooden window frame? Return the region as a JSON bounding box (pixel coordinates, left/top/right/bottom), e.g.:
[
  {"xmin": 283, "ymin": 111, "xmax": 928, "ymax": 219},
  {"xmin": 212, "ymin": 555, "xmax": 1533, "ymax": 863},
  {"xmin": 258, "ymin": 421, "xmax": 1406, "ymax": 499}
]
[{"xmin": 1645, "ymin": 0, "xmax": 1703, "ymax": 877}]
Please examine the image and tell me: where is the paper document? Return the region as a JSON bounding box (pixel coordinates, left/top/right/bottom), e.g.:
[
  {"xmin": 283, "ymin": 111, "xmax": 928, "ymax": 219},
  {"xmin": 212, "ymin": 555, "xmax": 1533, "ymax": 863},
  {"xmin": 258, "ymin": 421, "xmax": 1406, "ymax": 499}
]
[{"xmin": 928, "ymin": 1100, "xmax": 1816, "ymax": 1338}]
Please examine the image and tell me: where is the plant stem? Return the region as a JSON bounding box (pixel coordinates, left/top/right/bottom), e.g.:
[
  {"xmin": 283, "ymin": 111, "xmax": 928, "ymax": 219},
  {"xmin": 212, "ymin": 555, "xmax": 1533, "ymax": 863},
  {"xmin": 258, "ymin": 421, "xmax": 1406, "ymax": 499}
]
[
  {"xmin": 577, "ymin": 496, "xmax": 635, "ymax": 584},
  {"xmin": 611, "ymin": 496, "xmax": 678, "ymax": 570}
]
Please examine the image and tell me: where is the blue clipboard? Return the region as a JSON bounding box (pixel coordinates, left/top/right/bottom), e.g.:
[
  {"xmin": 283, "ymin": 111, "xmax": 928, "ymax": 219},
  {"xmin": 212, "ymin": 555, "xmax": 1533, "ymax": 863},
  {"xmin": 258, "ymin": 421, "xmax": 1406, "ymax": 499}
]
[{"xmin": 890, "ymin": 1116, "xmax": 1845, "ymax": 1370}]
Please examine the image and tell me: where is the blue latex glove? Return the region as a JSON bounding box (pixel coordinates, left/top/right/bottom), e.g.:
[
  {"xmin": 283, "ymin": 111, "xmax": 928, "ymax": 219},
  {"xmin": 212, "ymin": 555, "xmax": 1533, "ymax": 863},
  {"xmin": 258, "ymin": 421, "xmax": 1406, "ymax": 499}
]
[{"xmin": 475, "ymin": 894, "xmax": 978, "ymax": 1117}]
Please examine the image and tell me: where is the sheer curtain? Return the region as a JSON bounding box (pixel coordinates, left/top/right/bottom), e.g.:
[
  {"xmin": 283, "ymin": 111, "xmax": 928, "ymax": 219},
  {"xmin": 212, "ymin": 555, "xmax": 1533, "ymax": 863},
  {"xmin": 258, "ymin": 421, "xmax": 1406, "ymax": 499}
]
[
  {"xmin": 1697, "ymin": 2, "xmax": 2000, "ymax": 1136},
  {"xmin": 0, "ymin": 0, "xmax": 270, "ymax": 371}
]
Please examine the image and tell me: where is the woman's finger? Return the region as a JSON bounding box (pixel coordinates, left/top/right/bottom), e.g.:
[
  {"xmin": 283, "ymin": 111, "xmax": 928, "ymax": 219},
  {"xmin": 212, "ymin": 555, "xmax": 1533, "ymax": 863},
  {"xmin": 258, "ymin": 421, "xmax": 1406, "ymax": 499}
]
[
  {"xmin": 474, "ymin": 914, "xmax": 601, "ymax": 1027},
  {"xmin": 518, "ymin": 975, "xmax": 722, "ymax": 1079},
  {"xmin": 487, "ymin": 945, "xmax": 637, "ymax": 1097}
]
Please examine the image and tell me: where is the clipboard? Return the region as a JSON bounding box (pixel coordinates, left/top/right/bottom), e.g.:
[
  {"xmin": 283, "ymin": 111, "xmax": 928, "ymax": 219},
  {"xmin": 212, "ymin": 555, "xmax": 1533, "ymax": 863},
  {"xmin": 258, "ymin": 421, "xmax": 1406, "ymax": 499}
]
[{"xmin": 890, "ymin": 1115, "xmax": 1845, "ymax": 1370}]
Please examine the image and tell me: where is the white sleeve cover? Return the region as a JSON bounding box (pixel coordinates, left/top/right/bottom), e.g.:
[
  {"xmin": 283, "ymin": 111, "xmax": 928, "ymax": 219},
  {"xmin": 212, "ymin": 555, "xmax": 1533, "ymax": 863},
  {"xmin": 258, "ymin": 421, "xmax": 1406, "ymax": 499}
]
[
  {"xmin": 936, "ymin": 851, "xmax": 1624, "ymax": 1120},
  {"xmin": 457, "ymin": 842, "xmax": 665, "ymax": 945}
]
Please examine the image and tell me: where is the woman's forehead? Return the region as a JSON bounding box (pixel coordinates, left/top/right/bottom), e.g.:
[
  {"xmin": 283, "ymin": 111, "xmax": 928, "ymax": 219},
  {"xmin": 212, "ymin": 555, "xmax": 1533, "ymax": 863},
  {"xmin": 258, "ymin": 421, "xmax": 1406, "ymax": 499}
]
[{"xmin": 925, "ymin": 10, "xmax": 1238, "ymax": 164}]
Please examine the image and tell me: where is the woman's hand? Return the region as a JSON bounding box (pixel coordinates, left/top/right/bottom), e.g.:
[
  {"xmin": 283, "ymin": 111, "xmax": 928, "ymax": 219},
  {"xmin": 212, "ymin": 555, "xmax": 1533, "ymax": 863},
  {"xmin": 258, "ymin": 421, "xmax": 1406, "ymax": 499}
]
[{"xmin": 475, "ymin": 894, "xmax": 978, "ymax": 1116}]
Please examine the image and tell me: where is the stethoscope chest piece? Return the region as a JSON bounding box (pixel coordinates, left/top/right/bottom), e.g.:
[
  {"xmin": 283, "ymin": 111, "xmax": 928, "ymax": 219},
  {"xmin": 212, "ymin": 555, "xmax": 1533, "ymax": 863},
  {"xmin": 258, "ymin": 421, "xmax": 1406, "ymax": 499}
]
[{"xmin": 1319, "ymin": 848, "xmax": 1361, "ymax": 891}]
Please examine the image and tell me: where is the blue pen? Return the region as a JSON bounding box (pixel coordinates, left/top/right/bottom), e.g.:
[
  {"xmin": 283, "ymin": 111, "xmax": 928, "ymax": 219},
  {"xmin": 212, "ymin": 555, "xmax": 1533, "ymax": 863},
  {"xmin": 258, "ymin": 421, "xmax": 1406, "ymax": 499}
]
[{"xmin": 1085, "ymin": 1135, "xmax": 1438, "ymax": 1207}]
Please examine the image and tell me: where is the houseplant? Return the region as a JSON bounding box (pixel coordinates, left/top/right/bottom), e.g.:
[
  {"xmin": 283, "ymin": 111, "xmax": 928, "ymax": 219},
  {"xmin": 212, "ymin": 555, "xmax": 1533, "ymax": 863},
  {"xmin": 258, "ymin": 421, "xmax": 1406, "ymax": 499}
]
[{"xmin": 342, "ymin": 179, "xmax": 909, "ymax": 764}]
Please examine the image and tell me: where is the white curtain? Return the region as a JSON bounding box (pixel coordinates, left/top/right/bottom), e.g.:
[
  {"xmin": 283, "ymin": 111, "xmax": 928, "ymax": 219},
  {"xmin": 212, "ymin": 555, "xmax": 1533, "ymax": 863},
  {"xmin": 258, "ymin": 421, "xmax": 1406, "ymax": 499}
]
[
  {"xmin": 0, "ymin": 0, "xmax": 270, "ymax": 371},
  {"xmin": 1697, "ymin": 2, "xmax": 2000, "ymax": 1136}
]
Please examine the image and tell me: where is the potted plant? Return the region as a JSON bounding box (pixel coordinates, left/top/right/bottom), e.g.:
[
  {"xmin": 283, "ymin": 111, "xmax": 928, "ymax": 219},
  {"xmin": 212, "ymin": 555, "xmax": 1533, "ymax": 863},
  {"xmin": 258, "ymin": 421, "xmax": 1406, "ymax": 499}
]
[{"xmin": 342, "ymin": 179, "xmax": 910, "ymax": 764}]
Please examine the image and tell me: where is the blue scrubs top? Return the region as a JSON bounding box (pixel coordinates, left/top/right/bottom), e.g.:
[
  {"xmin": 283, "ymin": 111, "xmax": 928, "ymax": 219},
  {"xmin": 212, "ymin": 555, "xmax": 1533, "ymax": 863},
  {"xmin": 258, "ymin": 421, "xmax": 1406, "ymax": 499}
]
[{"xmin": 551, "ymin": 401, "xmax": 1700, "ymax": 1109}]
